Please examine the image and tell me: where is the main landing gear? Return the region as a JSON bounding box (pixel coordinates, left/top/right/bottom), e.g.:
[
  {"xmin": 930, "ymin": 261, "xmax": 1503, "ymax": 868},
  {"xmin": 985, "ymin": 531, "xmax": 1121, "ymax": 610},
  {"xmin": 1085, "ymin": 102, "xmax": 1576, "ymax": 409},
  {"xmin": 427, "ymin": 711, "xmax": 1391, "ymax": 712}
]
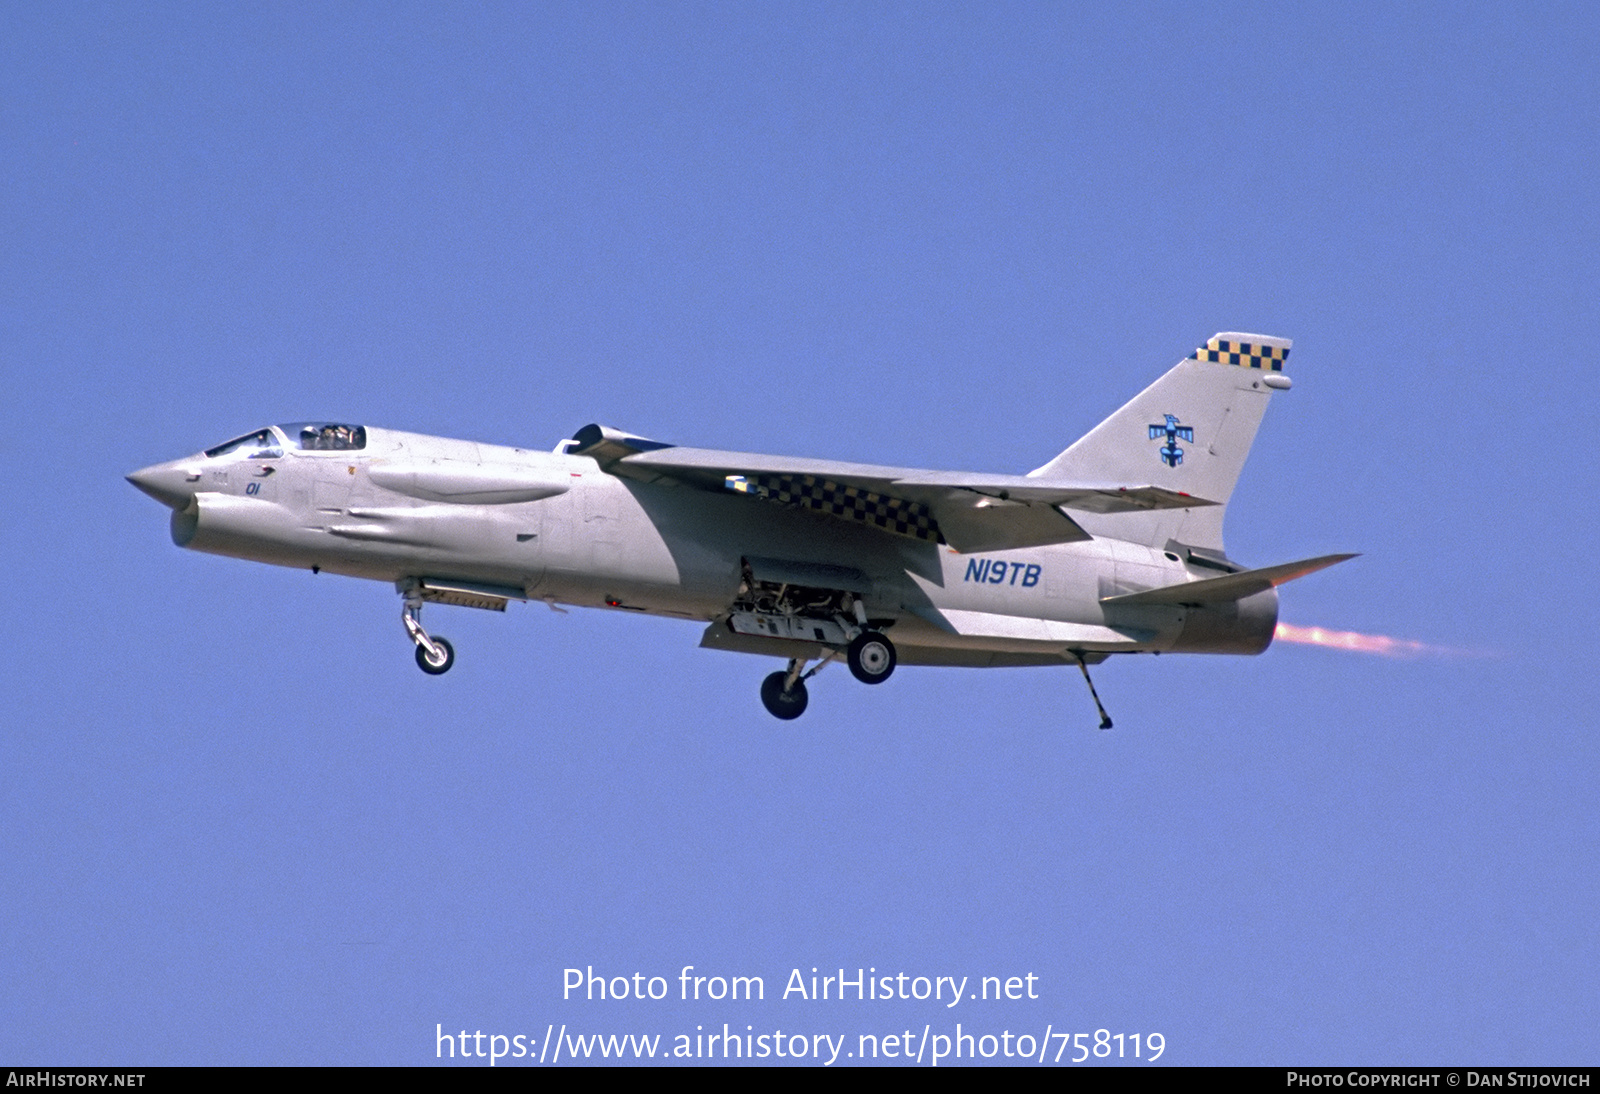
[
  {"xmin": 760, "ymin": 666, "xmax": 809, "ymax": 720},
  {"xmin": 758, "ymin": 630, "xmax": 896, "ymax": 720},
  {"xmin": 733, "ymin": 571, "xmax": 901, "ymax": 719},
  {"xmin": 401, "ymin": 579, "xmax": 455, "ymax": 675},
  {"xmin": 847, "ymin": 630, "xmax": 896, "ymax": 684}
]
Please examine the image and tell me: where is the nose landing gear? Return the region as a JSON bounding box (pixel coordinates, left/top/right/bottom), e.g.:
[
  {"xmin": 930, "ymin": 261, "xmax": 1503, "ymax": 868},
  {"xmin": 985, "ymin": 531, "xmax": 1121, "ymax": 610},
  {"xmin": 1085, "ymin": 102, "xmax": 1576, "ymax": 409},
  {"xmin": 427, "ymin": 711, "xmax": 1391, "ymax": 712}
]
[
  {"xmin": 400, "ymin": 579, "xmax": 454, "ymax": 675},
  {"xmin": 415, "ymin": 635, "xmax": 455, "ymax": 675}
]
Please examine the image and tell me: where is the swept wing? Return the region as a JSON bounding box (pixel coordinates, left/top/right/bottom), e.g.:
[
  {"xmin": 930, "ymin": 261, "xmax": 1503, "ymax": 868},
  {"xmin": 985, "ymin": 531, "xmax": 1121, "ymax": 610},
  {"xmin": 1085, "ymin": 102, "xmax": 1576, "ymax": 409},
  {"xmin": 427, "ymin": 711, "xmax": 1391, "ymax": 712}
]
[{"xmin": 573, "ymin": 429, "xmax": 1215, "ymax": 553}]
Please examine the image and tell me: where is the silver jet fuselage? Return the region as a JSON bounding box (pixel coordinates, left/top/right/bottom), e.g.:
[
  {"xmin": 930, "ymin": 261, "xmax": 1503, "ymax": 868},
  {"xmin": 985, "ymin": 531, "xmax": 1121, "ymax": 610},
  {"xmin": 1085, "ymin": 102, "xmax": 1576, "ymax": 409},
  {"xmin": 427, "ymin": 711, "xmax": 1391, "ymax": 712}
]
[
  {"xmin": 129, "ymin": 334, "xmax": 1352, "ymax": 723},
  {"xmin": 128, "ymin": 423, "xmax": 1276, "ymax": 669}
]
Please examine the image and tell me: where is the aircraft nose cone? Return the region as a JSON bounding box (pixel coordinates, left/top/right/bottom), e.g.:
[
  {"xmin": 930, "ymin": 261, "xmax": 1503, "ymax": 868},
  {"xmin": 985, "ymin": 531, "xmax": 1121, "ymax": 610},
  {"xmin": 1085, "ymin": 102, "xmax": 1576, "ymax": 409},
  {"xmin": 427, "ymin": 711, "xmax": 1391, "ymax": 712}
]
[{"xmin": 126, "ymin": 460, "xmax": 198, "ymax": 509}]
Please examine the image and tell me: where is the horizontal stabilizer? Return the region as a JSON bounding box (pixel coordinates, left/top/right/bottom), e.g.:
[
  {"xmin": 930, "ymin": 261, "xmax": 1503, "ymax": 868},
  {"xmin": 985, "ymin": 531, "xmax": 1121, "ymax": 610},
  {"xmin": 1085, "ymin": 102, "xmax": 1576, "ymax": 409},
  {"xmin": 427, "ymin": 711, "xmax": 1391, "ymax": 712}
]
[{"xmin": 1101, "ymin": 553, "xmax": 1357, "ymax": 606}]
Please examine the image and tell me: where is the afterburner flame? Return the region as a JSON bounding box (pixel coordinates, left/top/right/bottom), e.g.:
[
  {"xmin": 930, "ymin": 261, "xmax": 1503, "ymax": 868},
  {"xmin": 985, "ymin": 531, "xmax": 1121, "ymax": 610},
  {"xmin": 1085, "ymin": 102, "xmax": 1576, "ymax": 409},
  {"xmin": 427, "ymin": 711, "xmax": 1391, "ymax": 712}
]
[{"xmin": 1273, "ymin": 622, "xmax": 1469, "ymax": 659}]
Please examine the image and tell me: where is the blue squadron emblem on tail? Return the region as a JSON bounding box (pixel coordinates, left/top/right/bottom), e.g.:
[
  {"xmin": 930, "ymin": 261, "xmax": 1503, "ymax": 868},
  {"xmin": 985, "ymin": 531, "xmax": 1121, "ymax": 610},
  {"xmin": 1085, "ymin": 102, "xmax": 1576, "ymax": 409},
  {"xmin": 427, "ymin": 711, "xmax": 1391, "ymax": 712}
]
[{"xmin": 1148, "ymin": 414, "xmax": 1194, "ymax": 467}]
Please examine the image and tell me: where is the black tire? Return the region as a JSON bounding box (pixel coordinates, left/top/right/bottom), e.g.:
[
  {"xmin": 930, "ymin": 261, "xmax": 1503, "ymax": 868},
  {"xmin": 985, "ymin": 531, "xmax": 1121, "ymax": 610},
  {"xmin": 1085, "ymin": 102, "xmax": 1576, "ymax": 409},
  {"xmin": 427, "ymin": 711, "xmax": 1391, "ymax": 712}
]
[
  {"xmin": 760, "ymin": 671, "xmax": 808, "ymax": 720},
  {"xmin": 415, "ymin": 636, "xmax": 455, "ymax": 675},
  {"xmin": 847, "ymin": 631, "xmax": 896, "ymax": 685}
]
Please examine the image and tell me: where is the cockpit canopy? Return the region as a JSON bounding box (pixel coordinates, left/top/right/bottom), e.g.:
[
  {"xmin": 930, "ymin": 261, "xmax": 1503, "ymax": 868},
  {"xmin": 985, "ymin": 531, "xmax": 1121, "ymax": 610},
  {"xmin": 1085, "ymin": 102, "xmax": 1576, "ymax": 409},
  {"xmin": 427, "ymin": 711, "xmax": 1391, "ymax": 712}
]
[
  {"xmin": 283, "ymin": 422, "xmax": 367, "ymax": 451},
  {"xmin": 203, "ymin": 423, "xmax": 366, "ymax": 459},
  {"xmin": 204, "ymin": 428, "xmax": 282, "ymax": 459}
]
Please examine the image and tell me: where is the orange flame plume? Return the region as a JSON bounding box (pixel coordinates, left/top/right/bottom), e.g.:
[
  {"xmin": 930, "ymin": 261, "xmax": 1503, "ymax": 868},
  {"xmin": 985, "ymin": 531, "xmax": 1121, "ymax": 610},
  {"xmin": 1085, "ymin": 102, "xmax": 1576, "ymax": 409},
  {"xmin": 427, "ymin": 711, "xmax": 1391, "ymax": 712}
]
[{"xmin": 1274, "ymin": 622, "xmax": 1481, "ymax": 659}]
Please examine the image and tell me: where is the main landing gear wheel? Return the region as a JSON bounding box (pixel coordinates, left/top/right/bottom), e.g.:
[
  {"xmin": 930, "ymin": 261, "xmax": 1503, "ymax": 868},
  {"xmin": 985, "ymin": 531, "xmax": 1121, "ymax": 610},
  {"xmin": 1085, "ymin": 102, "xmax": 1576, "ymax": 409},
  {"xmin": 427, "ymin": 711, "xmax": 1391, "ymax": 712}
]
[
  {"xmin": 847, "ymin": 631, "xmax": 896, "ymax": 685},
  {"xmin": 415, "ymin": 636, "xmax": 454, "ymax": 675},
  {"xmin": 760, "ymin": 671, "xmax": 809, "ymax": 720}
]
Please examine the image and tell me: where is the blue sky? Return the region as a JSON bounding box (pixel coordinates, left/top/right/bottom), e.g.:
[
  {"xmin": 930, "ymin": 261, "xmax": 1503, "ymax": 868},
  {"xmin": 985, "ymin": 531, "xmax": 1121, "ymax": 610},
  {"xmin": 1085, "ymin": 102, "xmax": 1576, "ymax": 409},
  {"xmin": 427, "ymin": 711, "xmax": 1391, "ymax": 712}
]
[{"xmin": 4, "ymin": 2, "xmax": 1596, "ymax": 1066}]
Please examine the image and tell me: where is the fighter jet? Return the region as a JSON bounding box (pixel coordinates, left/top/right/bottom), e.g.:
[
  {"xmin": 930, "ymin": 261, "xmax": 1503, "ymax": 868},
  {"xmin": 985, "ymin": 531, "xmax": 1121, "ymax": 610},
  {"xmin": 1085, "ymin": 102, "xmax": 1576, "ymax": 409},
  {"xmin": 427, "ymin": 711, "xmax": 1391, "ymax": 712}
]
[{"xmin": 127, "ymin": 333, "xmax": 1352, "ymax": 726}]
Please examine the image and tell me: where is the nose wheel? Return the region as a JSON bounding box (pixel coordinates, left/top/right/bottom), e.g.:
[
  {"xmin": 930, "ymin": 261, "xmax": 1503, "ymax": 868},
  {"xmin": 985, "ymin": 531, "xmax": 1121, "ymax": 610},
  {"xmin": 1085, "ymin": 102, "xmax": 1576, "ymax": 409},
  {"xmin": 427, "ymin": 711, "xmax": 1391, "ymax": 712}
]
[
  {"xmin": 415, "ymin": 636, "xmax": 455, "ymax": 675},
  {"xmin": 400, "ymin": 579, "xmax": 455, "ymax": 675}
]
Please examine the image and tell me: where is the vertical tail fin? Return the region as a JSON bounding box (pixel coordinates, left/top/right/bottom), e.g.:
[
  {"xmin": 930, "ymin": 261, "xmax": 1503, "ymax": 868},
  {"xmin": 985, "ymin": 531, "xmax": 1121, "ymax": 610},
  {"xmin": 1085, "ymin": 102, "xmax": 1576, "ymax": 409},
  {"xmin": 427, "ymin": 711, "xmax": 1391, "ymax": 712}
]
[{"xmin": 1029, "ymin": 333, "xmax": 1293, "ymax": 552}]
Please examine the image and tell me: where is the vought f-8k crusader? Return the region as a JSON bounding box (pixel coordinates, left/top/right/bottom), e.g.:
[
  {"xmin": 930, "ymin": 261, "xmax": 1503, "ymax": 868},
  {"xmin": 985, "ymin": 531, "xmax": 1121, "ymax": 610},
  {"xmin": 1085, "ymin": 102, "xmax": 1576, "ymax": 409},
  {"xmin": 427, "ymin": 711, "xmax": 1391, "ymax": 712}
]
[{"xmin": 128, "ymin": 333, "xmax": 1352, "ymax": 725}]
